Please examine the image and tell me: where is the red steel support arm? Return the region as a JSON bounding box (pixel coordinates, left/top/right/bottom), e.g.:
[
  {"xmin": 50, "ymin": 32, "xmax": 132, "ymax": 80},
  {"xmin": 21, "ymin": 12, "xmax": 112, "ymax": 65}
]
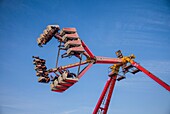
[
  {"xmin": 95, "ymin": 56, "xmax": 122, "ymax": 64},
  {"xmin": 61, "ymin": 61, "xmax": 88, "ymax": 69},
  {"xmin": 93, "ymin": 77, "xmax": 112, "ymax": 114},
  {"xmin": 78, "ymin": 63, "xmax": 93, "ymax": 79},
  {"xmin": 49, "ymin": 60, "xmax": 88, "ymax": 73},
  {"xmin": 93, "ymin": 76, "xmax": 117, "ymax": 114},
  {"xmin": 81, "ymin": 40, "xmax": 95, "ymax": 59},
  {"xmin": 103, "ymin": 76, "xmax": 117, "ymax": 114},
  {"xmin": 131, "ymin": 61, "xmax": 170, "ymax": 91}
]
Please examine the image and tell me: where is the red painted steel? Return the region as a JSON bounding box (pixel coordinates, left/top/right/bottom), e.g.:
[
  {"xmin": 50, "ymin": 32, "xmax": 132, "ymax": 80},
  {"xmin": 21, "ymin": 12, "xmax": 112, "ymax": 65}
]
[
  {"xmin": 93, "ymin": 78, "xmax": 112, "ymax": 114},
  {"xmin": 77, "ymin": 63, "xmax": 93, "ymax": 79},
  {"xmin": 81, "ymin": 40, "xmax": 95, "ymax": 58},
  {"xmin": 61, "ymin": 61, "xmax": 88, "ymax": 69},
  {"xmin": 93, "ymin": 76, "xmax": 117, "ymax": 114},
  {"xmin": 131, "ymin": 61, "xmax": 170, "ymax": 91},
  {"xmin": 95, "ymin": 56, "xmax": 122, "ymax": 64},
  {"xmin": 103, "ymin": 76, "xmax": 117, "ymax": 114},
  {"xmin": 49, "ymin": 61, "xmax": 88, "ymax": 73}
]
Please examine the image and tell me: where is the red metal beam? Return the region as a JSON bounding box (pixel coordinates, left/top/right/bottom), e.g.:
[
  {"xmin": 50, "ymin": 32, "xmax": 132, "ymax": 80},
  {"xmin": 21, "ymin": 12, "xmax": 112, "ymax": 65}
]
[
  {"xmin": 77, "ymin": 63, "xmax": 93, "ymax": 79},
  {"xmin": 81, "ymin": 40, "xmax": 95, "ymax": 59},
  {"xmin": 131, "ymin": 61, "xmax": 170, "ymax": 91},
  {"xmin": 93, "ymin": 76, "xmax": 117, "ymax": 114},
  {"xmin": 93, "ymin": 77, "xmax": 112, "ymax": 114},
  {"xmin": 60, "ymin": 61, "xmax": 88, "ymax": 69},
  {"xmin": 95, "ymin": 56, "xmax": 122, "ymax": 64},
  {"xmin": 49, "ymin": 61, "xmax": 88, "ymax": 73},
  {"xmin": 103, "ymin": 76, "xmax": 117, "ymax": 114}
]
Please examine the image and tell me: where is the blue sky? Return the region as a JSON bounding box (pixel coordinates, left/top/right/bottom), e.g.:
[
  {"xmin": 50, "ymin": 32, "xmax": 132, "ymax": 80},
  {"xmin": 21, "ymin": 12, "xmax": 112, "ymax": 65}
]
[{"xmin": 0, "ymin": 0, "xmax": 170, "ymax": 114}]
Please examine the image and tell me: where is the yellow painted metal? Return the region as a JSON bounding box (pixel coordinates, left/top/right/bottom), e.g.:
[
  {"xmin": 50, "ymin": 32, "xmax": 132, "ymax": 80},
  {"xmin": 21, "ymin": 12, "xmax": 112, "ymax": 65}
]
[
  {"xmin": 109, "ymin": 53, "xmax": 136, "ymax": 77},
  {"xmin": 121, "ymin": 54, "xmax": 136, "ymax": 64},
  {"xmin": 109, "ymin": 64, "xmax": 121, "ymax": 76}
]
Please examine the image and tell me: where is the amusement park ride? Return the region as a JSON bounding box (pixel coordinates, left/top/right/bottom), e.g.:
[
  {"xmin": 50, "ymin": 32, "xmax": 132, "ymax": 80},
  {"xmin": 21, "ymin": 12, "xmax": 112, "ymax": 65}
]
[{"xmin": 32, "ymin": 25, "xmax": 170, "ymax": 114}]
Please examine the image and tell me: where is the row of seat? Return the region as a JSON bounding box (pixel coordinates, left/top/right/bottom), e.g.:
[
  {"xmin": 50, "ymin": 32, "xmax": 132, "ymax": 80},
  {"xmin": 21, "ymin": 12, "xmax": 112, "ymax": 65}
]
[
  {"xmin": 36, "ymin": 26, "xmax": 85, "ymax": 58},
  {"xmin": 116, "ymin": 64, "xmax": 141, "ymax": 81},
  {"xmin": 58, "ymin": 28, "xmax": 85, "ymax": 58},
  {"xmin": 122, "ymin": 64, "xmax": 141, "ymax": 74},
  {"xmin": 37, "ymin": 25, "xmax": 60, "ymax": 47},
  {"xmin": 32, "ymin": 56, "xmax": 50, "ymax": 83},
  {"xmin": 108, "ymin": 62, "xmax": 141, "ymax": 81},
  {"xmin": 50, "ymin": 71, "xmax": 79, "ymax": 92},
  {"xmin": 110, "ymin": 50, "xmax": 141, "ymax": 81}
]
